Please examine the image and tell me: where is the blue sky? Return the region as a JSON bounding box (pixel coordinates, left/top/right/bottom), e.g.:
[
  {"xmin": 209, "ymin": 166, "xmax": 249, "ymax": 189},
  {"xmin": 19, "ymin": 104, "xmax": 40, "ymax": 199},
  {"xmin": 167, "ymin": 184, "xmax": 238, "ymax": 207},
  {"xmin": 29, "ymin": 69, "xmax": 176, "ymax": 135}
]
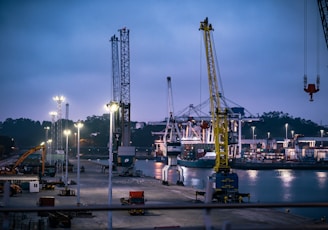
[{"xmin": 1, "ymin": 0, "xmax": 327, "ymax": 125}]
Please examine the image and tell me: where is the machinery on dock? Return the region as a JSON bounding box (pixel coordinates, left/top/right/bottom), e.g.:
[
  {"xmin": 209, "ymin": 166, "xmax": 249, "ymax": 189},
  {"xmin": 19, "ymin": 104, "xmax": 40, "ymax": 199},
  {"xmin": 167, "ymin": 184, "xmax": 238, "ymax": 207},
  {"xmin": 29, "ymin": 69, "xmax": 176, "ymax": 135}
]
[
  {"xmin": 0, "ymin": 144, "xmax": 48, "ymax": 176},
  {"xmin": 120, "ymin": 190, "xmax": 145, "ymax": 215},
  {"xmin": 0, "ymin": 183, "xmax": 22, "ymax": 196},
  {"xmin": 37, "ymin": 196, "xmax": 72, "ymax": 227},
  {"xmin": 199, "ymin": 17, "xmax": 249, "ymax": 203}
]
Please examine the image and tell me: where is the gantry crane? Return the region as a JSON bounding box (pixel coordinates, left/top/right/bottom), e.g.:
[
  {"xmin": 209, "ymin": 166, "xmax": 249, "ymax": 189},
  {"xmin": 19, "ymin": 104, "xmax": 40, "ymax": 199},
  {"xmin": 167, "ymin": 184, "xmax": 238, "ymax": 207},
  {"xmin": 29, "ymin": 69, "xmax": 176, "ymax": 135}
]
[
  {"xmin": 161, "ymin": 76, "xmax": 184, "ymax": 185},
  {"xmin": 200, "ymin": 18, "xmax": 249, "ymax": 202}
]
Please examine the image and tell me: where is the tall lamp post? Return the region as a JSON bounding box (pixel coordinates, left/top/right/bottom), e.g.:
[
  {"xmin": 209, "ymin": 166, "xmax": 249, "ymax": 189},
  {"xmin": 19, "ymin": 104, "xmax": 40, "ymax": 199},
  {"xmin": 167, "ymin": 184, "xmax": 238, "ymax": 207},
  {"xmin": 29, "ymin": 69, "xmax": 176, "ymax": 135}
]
[
  {"xmin": 74, "ymin": 121, "xmax": 83, "ymax": 206},
  {"xmin": 64, "ymin": 129, "xmax": 71, "ymax": 188},
  {"xmin": 251, "ymin": 126, "xmax": 255, "ymax": 140},
  {"xmin": 291, "ymin": 130, "xmax": 294, "ymax": 148},
  {"xmin": 285, "ymin": 123, "xmax": 288, "ymax": 148},
  {"xmin": 321, "ymin": 129, "xmax": 324, "ymax": 147},
  {"xmin": 106, "ymin": 101, "xmax": 119, "ymax": 230}
]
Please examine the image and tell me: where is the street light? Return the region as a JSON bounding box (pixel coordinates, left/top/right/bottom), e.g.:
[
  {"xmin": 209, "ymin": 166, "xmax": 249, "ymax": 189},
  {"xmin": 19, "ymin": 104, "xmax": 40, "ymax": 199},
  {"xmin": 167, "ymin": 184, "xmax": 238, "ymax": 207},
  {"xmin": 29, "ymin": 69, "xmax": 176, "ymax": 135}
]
[
  {"xmin": 285, "ymin": 123, "xmax": 288, "ymax": 148},
  {"xmin": 74, "ymin": 121, "xmax": 83, "ymax": 206},
  {"xmin": 285, "ymin": 123, "xmax": 288, "ymax": 139},
  {"xmin": 251, "ymin": 126, "xmax": 255, "ymax": 140},
  {"xmin": 47, "ymin": 139, "xmax": 52, "ymax": 165},
  {"xmin": 106, "ymin": 101, "xmax": 119, "ymax": 230},
  {"xmin": 63, "ymin": 129, "xmax": 71, "ymax": 188},
  {"xmin": 321, "ymin": 129, "xmax": 324, "ymax": 147}
]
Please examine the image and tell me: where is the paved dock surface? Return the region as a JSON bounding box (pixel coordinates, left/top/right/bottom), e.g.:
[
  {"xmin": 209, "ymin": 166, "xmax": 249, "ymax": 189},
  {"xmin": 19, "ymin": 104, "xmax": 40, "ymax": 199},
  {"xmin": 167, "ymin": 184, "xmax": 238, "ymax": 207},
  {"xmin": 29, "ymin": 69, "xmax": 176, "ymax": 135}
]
[{"xmin": 2, "ymin": 159, "xmax": 328, "ymax": 229}]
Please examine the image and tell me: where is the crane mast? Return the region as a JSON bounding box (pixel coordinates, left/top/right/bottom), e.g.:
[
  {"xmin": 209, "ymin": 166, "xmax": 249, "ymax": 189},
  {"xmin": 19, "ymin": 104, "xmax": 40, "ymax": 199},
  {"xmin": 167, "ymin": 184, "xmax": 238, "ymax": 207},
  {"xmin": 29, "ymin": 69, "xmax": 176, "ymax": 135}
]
[
  {"xmin": 110, "ymin": 35, "xmax": 120, "ymax": 103},
  {"xmin": 161, "ymin": 76, "xmax": 184, "ymax": 185},
  {"xmin": 119, "ymin": 27, "xmax": 131, "ymax": 147},
  {"xmin": 199, "ymin": 17, "xmax": 229, "ymax": 172},
  {"xmin": 318, "ymin": 0, "xmax": 328, "ymax": 49},
  {"xmin": 110, "ymin": 35, "xmax": 121, "ymax": 152},
  {"xmin": 198, "ymin": 18, "xmax": 249, "ymax": 202},
  {"xmin": 164, "ymin": 76, "xmax": 182, "ymax": 146}
]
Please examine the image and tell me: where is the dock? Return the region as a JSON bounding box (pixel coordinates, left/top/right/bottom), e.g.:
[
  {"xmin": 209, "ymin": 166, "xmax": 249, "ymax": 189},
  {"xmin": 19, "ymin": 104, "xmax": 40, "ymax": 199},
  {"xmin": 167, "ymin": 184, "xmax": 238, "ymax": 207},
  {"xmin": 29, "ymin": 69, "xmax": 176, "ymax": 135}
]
[{"xmin": 1, "ymin": 159, "xmax": 327, "ymax": 229}]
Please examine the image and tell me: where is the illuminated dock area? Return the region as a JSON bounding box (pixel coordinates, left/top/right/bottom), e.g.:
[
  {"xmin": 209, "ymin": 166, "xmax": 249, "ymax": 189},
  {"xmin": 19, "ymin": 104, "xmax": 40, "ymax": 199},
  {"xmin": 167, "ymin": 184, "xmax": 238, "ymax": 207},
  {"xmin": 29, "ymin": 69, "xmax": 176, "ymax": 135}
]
[{"xmin": 1, "ymin": 159, "xmax": 327, "ymax": 229}]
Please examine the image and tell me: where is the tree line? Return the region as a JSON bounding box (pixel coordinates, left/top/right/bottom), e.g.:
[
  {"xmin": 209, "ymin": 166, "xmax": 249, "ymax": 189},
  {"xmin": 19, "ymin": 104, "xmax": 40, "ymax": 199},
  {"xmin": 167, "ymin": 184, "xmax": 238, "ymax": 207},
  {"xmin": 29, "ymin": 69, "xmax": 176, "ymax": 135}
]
[{"xmin": 0, "ymin": 111, "xmax": 326, "ymax": 156}]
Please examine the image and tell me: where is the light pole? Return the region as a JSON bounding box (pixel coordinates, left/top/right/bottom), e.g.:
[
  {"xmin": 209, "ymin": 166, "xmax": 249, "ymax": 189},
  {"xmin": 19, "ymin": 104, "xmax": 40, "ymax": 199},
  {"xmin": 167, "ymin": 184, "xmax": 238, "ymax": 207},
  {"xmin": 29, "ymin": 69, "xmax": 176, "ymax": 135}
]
[
  {"xmin": 47, "ymin": 139, "xmax": 52, "ymax": 164},
  {"xmin": 251, "ymin": 126, "xmax": 255, "ymax": 140},
  {"xmin": 267, "ymin": 132, "xmax": 271, "ymax": 150},
  {"xmin": 49, "ymin": 111, "xmax": 57, "ymax": 165},
  {"xmin": 106, "ymin": 101, "xmax": 119, "ymax": 230},
  {"xmin": 64, "ymin": 129, "xmax": 71, "ymax": 188},
  {"xmin": 44, "ymin": 126, "xmax": 50, "ymax": 144},
  {"xmin": 74, "ymin": 121, "xmax": 83, "ymax": 205},
  {"xmin": 285, "ymin": 123, "xmax": 288, "ymax": 148},
  {"xmin": 321, "ymin": 129, "xmax": 324, "ymax": 147},
  {"xmin": 285, "ymin": 123, "xmax": 288, "ymax": 140}
]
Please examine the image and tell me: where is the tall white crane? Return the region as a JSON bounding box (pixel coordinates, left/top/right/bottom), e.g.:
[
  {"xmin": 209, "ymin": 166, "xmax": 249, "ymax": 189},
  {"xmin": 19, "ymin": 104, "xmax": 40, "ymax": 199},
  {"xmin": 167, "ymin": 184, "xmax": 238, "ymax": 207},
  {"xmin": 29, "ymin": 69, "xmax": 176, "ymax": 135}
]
[
  {"xmin": 163, "ymin": 76, "xmax": 182, "ymax": 146},
  {"xmin": 161, "ymin": 76, "xmax": 183, "ymax": 185}
]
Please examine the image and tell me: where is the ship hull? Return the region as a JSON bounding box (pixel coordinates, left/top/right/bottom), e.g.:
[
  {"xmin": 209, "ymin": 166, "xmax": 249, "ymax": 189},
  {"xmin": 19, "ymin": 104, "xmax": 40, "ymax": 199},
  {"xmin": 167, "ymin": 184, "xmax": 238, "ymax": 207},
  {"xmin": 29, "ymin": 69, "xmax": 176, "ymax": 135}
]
[{"xmin": 177, "ymin": 158, "xmax": 215, "ymax": 168}]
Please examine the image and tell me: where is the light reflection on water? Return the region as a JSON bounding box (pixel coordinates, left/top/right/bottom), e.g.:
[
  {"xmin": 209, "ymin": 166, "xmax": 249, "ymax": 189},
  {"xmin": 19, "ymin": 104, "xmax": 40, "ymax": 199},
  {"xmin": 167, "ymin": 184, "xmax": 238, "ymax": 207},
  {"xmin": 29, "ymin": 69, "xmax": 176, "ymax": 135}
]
[
  {"xmin": 246, "ymin": 170, "xmax": 258, "ymax": 184},
  {"xmin": 275, "ymin": 169, "xmax": 295, "ymax": 201},
  {"xmin": 134, "ymin": 159, "xmax": 328, "ymax": 220},
  {"xmin": 316, "ymin": 171, "xmax": 328, "ymax": 189},
  {"xmin": 275, "ymin": 169, "xmax": 295, "ymax": 188}
]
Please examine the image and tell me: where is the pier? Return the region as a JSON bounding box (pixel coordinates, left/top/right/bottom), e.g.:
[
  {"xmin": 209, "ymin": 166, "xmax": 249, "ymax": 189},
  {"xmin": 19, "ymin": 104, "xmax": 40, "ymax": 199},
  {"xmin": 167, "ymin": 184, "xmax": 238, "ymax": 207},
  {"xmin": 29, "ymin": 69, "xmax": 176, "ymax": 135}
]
[{"xmin": 1, "ymin": 159, "xmax": 327, "ymax": 229}]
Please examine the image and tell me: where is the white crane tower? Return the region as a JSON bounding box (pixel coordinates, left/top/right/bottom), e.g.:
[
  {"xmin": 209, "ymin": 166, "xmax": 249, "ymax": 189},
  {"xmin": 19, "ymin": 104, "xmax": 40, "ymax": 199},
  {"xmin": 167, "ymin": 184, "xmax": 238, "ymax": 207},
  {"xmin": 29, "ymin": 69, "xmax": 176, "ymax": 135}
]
[{"xmin": 161, "ymin": 76, "xmax": 184, "ymax": 185}]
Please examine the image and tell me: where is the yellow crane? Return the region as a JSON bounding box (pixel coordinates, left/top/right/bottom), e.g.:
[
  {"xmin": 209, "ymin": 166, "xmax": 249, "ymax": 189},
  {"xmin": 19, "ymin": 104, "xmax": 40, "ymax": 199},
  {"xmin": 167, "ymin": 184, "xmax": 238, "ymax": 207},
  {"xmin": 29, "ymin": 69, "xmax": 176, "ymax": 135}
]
[
  {"xmin": 0, "ymin": 144, "xmax": 47, "ymax": 176},
  {"xmin": 200, "ymin": 17, "xmax": 249, "ymax": 203},
  {"xmin": 199, "ymin": 17, "xmax": 229, "ymax": 173}
]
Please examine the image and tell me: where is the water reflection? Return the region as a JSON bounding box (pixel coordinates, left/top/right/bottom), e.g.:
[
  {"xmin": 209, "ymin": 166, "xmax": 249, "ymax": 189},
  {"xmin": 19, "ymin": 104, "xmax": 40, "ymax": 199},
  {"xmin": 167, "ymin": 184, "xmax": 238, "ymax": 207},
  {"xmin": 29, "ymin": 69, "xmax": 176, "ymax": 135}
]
[
  {"xmin": 315, "ymin": 171, "xmax": 327, "ymax": 189},
  {"xmin": 275, "ymin": 169, "xmax": 295, "ymax": 201},
  {"xmin": 133, "ymin": 160, "xmax": 328, "ymax": 220},
  {"xmin": 246, "ymin": 170, "xmax": 258, "ymax": 184},
  {"xmin": 275, "ymin": 169, "xmax": 295, "ymax": 188}
]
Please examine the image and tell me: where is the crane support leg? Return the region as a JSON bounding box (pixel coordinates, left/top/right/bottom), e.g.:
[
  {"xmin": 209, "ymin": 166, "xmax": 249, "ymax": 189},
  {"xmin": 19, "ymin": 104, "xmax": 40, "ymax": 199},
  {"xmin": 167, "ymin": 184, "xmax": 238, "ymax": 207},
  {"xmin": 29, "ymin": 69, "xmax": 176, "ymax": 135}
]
[{"xmin": 161, "ymin": 157, "xmax": 184, "ymax": 186}]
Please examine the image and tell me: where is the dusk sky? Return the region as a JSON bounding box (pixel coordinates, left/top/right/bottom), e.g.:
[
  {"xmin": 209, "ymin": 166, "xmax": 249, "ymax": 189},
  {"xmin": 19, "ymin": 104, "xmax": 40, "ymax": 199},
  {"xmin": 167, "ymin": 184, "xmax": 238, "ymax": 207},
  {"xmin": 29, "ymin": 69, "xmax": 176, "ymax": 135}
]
[{"xmin": 1, "ymin": 0, "xmax": 327, "ymax": 126}]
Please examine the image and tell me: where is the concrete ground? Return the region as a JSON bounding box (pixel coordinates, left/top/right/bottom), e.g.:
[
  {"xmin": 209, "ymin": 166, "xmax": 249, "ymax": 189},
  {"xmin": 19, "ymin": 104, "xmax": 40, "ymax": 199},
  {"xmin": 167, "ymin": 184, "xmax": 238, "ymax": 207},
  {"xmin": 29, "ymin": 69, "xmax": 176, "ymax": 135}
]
[{"xmin": 1, "ymin": 159, "xmax": 328, "ymax": 230}]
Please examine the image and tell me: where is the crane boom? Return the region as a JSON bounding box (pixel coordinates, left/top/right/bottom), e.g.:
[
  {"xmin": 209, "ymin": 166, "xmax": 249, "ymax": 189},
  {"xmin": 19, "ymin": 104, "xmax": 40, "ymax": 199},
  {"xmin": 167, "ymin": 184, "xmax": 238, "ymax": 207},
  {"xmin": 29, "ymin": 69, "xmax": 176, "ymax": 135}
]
[
  {"xmin": 119, "ymin": 27, "xmax": 131, "ymax": 147},
  {"xmin": 12, "ymin": 144, "xmax": 46, "ymax": 175},
  {"xmin": 199, "ymin": 17, "xmax": 229, "ymax": 172},
  {"xmin": 164, "ymin": 76, "xmax": 182, "ymax": 145},
  {"xmin": 318, "ymin": 0, "xmax": 328, "ymax": 49}
]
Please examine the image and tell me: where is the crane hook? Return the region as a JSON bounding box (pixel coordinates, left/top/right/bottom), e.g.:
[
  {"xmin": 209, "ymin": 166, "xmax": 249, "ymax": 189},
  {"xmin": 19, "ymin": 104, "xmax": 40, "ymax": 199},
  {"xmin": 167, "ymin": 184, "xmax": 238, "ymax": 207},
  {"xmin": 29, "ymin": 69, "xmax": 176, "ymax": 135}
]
[{"xmin": 304, "ymin": 74, "xmax": 320, "ymax": 101}]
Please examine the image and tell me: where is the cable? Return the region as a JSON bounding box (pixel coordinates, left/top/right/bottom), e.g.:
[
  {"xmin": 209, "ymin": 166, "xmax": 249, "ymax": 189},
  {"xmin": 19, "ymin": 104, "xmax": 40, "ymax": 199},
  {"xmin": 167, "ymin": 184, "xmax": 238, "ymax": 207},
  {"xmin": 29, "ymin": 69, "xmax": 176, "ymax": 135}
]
[
  {"xmin": 316, "ymin": 3, "xmax": 320, "ymax": 90},
  {"xmin": 304, "ymin": 0, "xmax": 308, "ymax": 88}
]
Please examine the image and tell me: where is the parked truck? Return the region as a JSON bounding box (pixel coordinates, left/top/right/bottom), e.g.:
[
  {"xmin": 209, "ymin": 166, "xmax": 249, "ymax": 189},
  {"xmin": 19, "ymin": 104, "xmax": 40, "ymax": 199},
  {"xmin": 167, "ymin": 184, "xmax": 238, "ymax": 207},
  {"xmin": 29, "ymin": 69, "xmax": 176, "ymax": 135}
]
[{"xmin": 120, "ymin": 191, "xmax": 145, "ymax": 215}]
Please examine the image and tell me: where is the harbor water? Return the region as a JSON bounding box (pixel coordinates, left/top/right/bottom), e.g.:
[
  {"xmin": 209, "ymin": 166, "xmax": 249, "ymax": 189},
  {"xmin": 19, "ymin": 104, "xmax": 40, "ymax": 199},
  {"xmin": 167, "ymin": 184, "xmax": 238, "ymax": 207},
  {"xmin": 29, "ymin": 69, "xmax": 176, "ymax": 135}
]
[{"xmin": 134, "ymin": 159, "xmax": 328, "ymax": 221}]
